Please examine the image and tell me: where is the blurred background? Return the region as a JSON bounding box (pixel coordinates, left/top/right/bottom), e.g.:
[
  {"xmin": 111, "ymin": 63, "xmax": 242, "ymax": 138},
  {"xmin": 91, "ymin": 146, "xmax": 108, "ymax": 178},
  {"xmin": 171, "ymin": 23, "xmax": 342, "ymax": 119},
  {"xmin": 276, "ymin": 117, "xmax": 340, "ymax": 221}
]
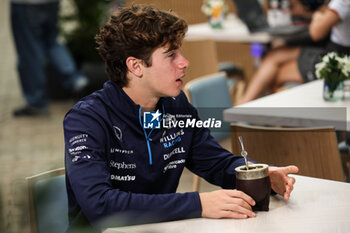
[{"xmin": 1, "ymin": 0, "xmax": 347, "ymax": 232}]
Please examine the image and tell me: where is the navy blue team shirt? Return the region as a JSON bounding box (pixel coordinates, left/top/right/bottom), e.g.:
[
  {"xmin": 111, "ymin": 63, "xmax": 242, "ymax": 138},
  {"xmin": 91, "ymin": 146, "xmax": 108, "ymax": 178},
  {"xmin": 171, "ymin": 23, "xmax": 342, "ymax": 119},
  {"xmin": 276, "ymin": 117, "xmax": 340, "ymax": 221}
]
[{"xmin": 63, "ymin": 81, "xmax": 247, "ymax": 231}]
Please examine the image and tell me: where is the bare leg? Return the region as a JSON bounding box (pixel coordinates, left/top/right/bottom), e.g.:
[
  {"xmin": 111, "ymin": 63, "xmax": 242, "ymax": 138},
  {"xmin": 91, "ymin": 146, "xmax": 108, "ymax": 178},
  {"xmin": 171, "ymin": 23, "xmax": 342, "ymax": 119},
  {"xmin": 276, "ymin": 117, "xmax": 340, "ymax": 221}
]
[
  {"xmin": 237, "ymin": 47, "xmax": 301, "ymax": 105},
  {"xmin": 271, "ymin": 59, "xmax": 304, "ymax": 92}
]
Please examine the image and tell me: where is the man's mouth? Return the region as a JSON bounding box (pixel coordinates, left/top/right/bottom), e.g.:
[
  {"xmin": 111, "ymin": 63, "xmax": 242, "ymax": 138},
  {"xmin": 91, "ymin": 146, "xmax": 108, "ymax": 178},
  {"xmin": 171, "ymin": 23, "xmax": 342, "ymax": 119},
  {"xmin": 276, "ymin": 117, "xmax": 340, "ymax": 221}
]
[
  {"xmin": 176, "ymin": 71, "xmax": 186, "ymax": 85},
  {"xmin": 176, "ymin": 78, "xmax": 183, "ymax": 85}
]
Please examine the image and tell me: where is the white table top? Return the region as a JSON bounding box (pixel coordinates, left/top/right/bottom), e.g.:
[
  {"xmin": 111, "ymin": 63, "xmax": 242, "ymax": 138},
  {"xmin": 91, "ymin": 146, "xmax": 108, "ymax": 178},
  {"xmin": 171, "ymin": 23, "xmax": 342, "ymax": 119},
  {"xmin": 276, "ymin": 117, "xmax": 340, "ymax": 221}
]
[
  {"xmin": 104, "ymin": 175, "xmax": 350, "ymax": 233},
  {"xmin": 185, "ymin": 14, "xmax": 271, "ymax": 43},
  {"xmin": 223, "ymin": 80, "xmax": 350, "ymax": 130}
]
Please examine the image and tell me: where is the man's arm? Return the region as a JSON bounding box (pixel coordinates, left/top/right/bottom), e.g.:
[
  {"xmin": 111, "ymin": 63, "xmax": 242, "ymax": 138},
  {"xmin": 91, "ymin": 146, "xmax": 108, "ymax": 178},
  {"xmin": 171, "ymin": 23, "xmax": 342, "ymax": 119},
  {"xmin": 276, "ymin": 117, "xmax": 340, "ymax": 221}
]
[
  {"xmin": 181, "ymin": 104, "xmax": 258, "ymax": 218},
  {"xmin": 186, "ymin": 128, "xmax": 297, "ymax": 218},
  {"xmin": 183, "ymin": 96, "xmax": 297, "ymax": 218},
  {"xmin": 64, "ymin": 108, "xmax": 202, "ymax": 226}
]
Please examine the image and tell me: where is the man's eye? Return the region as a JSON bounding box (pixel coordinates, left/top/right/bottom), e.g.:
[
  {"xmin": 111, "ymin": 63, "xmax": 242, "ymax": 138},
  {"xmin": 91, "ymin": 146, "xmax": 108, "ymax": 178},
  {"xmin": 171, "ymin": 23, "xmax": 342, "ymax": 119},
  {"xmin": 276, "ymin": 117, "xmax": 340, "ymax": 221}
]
[{"xmin": 168, "ymin": 53, "xmax": 176, "ymax": 58}]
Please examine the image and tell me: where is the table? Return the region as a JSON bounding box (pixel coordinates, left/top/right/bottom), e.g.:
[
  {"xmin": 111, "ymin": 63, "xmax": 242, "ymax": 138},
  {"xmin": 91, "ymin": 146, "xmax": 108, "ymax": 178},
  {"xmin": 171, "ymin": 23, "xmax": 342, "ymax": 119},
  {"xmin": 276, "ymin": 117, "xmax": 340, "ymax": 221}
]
[
  {"xmin": 186, "ymin": 14, "xmax": 271, "ymax": 43},
  {"xmin": 223, "ymin": 80, "xmax": 350, "ymax": 131},
  {"xmin": 104, "ymin": 175, "xmax": 350, "ymax": 233}
]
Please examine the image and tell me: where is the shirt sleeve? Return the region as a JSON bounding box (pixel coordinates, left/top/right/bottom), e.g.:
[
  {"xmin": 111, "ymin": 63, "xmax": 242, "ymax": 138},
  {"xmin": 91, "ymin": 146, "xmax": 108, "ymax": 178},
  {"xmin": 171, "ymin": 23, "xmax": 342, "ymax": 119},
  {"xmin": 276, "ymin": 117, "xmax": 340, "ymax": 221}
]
[
  {"xmin": 328, "ymin": 0, "xmax": 350, "ymax": 21},
  {"xmin": 64, "ymin": 105, "xmax": 202, "ymax": 227}
]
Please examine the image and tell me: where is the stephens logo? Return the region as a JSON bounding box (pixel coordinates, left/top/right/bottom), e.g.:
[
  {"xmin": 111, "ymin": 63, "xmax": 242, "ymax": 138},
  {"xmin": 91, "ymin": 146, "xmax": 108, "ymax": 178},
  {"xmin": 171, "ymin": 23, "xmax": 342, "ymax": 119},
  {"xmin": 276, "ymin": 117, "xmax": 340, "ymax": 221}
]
[{"xmin": 143, "ymin": 110, "xmax": 162, "ymax": 129}]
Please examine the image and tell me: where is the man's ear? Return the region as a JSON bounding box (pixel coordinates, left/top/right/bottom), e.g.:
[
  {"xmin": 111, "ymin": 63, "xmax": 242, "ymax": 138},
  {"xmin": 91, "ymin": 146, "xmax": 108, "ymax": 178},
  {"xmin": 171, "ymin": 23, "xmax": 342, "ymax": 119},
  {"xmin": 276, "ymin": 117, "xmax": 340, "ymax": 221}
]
[{"xmin": 126, "ymin": 57, "xmax": 143, "ymax": 77}]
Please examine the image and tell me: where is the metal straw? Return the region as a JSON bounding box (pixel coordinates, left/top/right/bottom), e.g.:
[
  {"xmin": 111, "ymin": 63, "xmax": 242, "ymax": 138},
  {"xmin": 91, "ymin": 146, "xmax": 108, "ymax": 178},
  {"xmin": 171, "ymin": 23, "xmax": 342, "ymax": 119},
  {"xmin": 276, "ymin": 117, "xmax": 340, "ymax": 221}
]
[{"xmin": 238, "ymin": 136, "xmax": 249, "ymax": 170}]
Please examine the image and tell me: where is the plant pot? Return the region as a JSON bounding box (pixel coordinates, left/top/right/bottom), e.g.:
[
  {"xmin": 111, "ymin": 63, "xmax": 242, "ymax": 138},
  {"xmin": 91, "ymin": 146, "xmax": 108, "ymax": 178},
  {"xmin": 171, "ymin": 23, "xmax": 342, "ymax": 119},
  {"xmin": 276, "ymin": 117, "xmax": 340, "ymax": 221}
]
[
  {"xmin": 208, "ymin": 16, "xmax": 223, "ymax": 29},
  {"xmin": 323, "ymin": 80, "xmax": 345, "ymax": 102}
]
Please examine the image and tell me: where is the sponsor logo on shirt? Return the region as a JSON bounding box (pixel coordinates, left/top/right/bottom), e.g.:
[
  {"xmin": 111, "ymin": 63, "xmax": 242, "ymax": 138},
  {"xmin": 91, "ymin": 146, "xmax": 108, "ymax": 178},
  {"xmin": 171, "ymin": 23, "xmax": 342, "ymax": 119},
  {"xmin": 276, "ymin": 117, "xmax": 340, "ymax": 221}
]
[
  {"xmin": 110, "ymin": 148, "xmax": 134, "ymax": 154},
  {"xmin": 160, "ymin": 129, "xmax": 184, "ymax": 149},
  {"xmin": 160, "ymin": 129, "xmax": 184, "ymax": 143},
  {"xmin": 163, "ymin": 147, "xmax": 186, "ymax": 161},
  {"xmin": 71, "ymin": 154, "xmax": 92, "ymax": 162},
  {"xmin": 163, "ymin": 159, "xmax": 186, "ymax": 173},
  {"xmin": 113, "ymin": 126, "xmax": 122, "ymax": 142},
  {"xmin": 68, "ymin": 145, "xmax": 88, "ymax": 155},
  {"xmin": 69, "ymin": 134, "xmax": 88, "ymax": 146},
  {"xmin": 110, "ymin": 175, "xmax": 136, "ymax": 181},
  {"xmin": 110, "ymin": 160, "xmax": 136, "ymax": 169}
]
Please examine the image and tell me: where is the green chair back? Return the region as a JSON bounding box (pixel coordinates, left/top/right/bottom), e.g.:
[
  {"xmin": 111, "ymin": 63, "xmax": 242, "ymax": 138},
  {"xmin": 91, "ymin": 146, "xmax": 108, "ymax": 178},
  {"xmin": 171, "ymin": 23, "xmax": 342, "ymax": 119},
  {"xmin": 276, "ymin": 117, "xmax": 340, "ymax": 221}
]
[
  {"xmin": 185, "ymin": 72, "xmax": 233, "ymax": 142},
  {"xmin": 27, "ymin": 168, "xmax": 68, "ymax": 233}
]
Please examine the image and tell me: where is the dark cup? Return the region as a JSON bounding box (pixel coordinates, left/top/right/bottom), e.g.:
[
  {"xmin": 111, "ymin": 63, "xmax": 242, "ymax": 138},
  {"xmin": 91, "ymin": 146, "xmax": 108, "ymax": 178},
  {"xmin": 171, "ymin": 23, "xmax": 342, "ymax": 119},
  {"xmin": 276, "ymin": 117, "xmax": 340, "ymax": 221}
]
[{"xmin": 235, "ymin": 164, "xmax": 271, "ymax": 211}]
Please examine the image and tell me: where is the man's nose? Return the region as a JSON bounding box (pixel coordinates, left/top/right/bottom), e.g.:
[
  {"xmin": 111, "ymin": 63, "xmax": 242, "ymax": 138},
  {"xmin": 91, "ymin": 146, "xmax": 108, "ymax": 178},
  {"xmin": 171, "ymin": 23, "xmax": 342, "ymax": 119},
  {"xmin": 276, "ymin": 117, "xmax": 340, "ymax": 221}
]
[{"xmin": 178, "ymin": 54, "xmax": 189, "ymax": 69}]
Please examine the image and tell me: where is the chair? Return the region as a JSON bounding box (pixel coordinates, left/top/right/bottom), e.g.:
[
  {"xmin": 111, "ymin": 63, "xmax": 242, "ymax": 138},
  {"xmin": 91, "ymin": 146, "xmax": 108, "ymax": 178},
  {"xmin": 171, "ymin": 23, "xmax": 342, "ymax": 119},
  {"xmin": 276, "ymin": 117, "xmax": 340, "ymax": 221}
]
[
  {"xmin": 230, "ymin": 124, "xmax": 344, "ymax": 181},
  {"xmin": 184, "ymin": 72, "xmax": 234, "ymax": 191},
  {"xmin": 26, "ymin": 168, "xmax": 68, "ymax": 233}
]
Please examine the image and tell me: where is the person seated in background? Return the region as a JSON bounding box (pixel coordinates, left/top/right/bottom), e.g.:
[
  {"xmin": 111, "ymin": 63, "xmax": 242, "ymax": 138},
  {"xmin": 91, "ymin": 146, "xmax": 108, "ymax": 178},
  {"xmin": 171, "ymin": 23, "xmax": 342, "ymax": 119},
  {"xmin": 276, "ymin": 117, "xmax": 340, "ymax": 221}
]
[
  {"xmin": 237, "ymin": 0, "xmax": 349, "ymax": 105},
  {"xmin": 63, "ymin": 5, "xmax": 298, "ymax": 233}
]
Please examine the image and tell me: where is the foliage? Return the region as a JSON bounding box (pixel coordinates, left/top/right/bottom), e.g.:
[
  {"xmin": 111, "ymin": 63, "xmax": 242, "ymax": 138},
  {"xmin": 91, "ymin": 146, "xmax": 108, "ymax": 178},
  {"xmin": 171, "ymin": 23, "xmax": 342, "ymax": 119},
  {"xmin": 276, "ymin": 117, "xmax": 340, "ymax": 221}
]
[
  {"xmin": 201, "ymin": 0, "xmax": 228, "ymax": 17},
  {"xmin": 60, "ymin": 0, "xmax": 111, "ymax": 65},
  {"xmin": 315, "ymin": 52, "xmax": 350, "ymax": 93}
]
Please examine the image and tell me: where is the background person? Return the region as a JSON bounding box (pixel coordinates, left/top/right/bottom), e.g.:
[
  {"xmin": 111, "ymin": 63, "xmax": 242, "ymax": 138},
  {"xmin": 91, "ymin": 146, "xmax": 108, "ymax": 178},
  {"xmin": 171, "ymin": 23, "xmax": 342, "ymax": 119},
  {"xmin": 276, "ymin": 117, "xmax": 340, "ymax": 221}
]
[
  {"xmin": 237, "ymin": 0, "xmax": 349, "ymax": 105},
  {"xmin": 64, "ymin": 5, "xmax": 298, "ymax": 232},
  {"xmin": 10, "ymin": 0, "xmax": 88, "ymax": 117}
]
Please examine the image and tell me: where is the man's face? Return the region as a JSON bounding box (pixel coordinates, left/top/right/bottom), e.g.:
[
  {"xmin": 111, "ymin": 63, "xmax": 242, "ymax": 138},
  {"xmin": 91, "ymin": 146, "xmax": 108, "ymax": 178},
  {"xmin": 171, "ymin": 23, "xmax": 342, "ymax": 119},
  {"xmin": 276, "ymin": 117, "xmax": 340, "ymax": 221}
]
[{"xmin": 142, "ymin": 46, "xmax": 189, "ymax": 98}]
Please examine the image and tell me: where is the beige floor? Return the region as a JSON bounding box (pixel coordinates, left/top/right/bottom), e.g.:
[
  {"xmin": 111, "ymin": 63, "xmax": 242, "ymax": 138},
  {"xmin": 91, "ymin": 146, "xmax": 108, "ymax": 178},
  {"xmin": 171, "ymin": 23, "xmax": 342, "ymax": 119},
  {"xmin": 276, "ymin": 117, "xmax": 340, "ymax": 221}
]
[{"xmin": 0, "ymin": 1, "xmax": 220, "ymax": 232}]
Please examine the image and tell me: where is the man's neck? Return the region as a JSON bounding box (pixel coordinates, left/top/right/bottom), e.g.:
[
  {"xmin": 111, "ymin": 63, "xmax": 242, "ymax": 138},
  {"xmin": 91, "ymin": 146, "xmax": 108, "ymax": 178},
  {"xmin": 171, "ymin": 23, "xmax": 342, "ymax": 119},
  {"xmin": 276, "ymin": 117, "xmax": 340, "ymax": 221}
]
[{"xmin": 122, "ymin": 86, "xmax": 159, "ymax": 112}]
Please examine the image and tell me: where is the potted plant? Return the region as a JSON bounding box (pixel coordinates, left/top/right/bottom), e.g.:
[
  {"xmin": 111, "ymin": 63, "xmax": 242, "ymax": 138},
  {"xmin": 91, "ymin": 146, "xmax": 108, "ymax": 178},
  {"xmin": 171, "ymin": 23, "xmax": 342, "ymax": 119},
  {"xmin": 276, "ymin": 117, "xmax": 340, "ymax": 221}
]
[
  {"xmin": 201, "ymin": 0, "xmax": 228, "ymax": 29},
  {"xmin": 315, "ymin": 52, "xmax": 350, "ymax": 102}
]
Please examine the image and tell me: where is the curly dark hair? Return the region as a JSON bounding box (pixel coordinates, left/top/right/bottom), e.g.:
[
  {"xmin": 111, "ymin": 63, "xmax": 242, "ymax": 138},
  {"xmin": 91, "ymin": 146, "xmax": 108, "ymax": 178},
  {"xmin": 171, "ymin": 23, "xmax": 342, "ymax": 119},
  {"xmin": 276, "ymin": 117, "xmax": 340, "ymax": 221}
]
[{"xmin": 95, "ymin": 5, "xmax": 188, "ymax": 87}]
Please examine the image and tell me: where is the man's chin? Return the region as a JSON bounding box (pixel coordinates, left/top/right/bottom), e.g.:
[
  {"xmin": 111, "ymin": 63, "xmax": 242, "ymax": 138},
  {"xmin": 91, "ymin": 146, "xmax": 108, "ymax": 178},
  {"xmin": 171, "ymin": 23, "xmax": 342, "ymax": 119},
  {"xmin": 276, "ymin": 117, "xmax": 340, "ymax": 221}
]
[{"xmin": 161, "ymin": 89, "xmax": 181, "ymax": 98}]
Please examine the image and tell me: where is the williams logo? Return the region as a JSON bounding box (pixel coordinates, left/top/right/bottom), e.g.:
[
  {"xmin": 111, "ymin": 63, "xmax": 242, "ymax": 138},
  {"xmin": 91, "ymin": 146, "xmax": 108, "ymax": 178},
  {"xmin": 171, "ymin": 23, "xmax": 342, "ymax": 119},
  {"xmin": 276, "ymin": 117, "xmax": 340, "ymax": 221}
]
[{"xmin": 143, "ymin": 110, "xmax": 162, "ymax": 129}]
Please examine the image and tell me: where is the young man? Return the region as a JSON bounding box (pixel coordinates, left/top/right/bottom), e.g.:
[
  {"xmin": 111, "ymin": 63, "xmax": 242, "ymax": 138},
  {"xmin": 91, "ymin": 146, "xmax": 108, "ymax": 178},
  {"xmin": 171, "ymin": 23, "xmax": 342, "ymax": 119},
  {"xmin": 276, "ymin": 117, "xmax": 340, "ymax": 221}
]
[{"xmin": 64, "ymin": 5, "xmax": 298, "ymax": 232}]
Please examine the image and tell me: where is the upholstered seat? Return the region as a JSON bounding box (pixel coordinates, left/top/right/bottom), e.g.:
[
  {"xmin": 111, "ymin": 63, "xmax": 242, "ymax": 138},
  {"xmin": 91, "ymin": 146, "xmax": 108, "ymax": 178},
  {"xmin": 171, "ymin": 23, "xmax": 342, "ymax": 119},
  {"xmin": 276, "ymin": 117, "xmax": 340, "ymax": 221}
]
[{"xmin": 184, "ymin": 72, "xmax": 234, "ymax": 191}]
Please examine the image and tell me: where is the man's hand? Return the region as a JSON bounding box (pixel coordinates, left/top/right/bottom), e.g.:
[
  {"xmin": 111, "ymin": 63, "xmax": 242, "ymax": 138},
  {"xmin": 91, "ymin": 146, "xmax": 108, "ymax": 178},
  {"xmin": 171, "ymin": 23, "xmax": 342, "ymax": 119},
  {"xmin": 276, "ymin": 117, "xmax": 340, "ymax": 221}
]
[
  {"xmin": 199, "ymin": 190, "xmax": 256, "ymax": 219},
  {"xmin": 268, "ymin": 165, "xmax": 299, "ymax": 201}
]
